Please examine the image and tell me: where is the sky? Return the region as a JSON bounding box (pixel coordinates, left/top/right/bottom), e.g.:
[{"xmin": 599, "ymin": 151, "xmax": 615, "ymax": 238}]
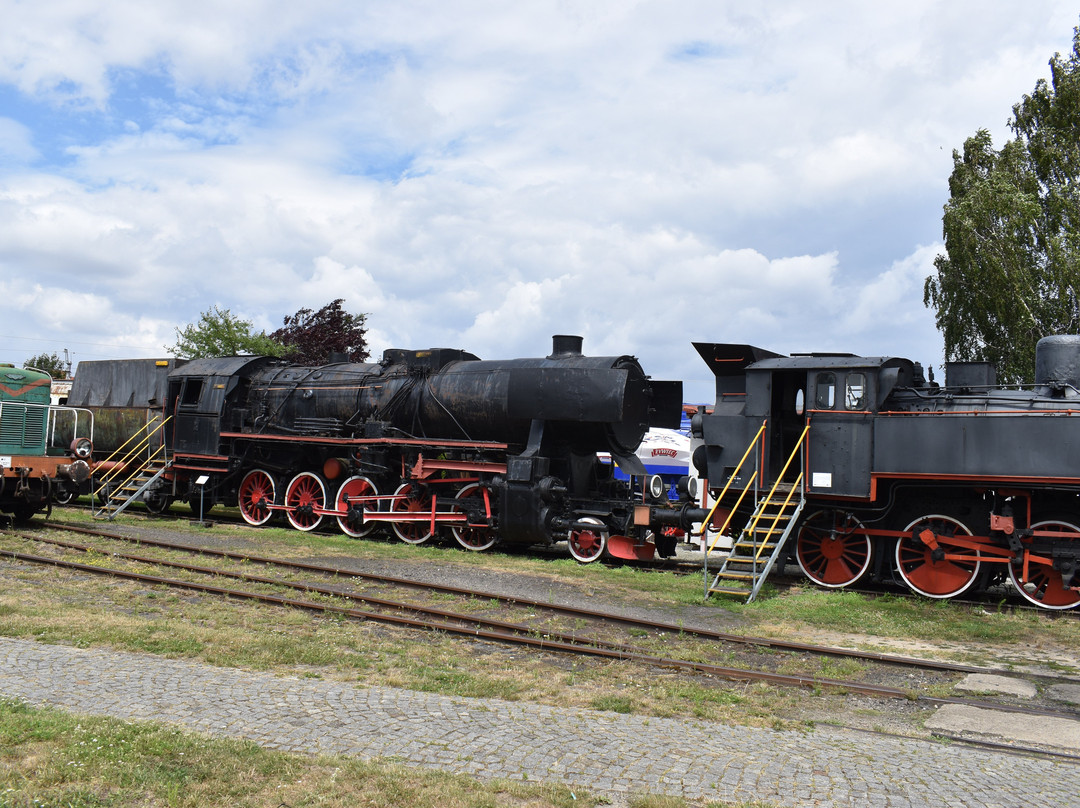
[{"xmin": 1, "ymin": 2, "xmax": 1077, "ymax": 403}]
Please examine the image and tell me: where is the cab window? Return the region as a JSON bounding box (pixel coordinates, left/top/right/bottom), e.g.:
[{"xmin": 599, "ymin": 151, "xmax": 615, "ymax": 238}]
[
  {"xmin": 180, "ymin": 379, "xmax": 204, "ymax": 407},
  {"xmin": 845, "ymin": 372, "xmax": 867, "ymax": 410},
  {"xmin": 814, "ymin": 373, "xmax": 836, "ymax": 409}
]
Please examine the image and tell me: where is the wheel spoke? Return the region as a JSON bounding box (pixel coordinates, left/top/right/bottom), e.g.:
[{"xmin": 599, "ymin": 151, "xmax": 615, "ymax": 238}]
[
  {"xmin": 336, "ymin": 476, "xmax": 378, "ymax": 538},
  {"xmin": 1009, "ymin": 521, "xmax": 1080, "ymax": 610},
  {"xmin": 285, "ymin": 472, "xmax": 326, "ymax": 532},
  {"xmin": 144, "ymin": 491, "xmax": 174, "ymax": 515},
  {"xmin": 895, "ymin": 515, "xmax": 980, "ymax": 599},
  {"xmin": 238, "ymin": 469, "xmax": 276, "ymax": 526},
  {"xmin": 391, "ymin": 482, "xmax": 435, "ymax": 544},
  {"xmin": 450, "ymin": 484, "xmax": 497, "ymax": 551},
  {"xmin": 796, "ymin": 510, "xmax": 872, "ymax": 588},
  {"xmin": 568, "ymin": 517, "xmax": 608, "ymax": 563}
]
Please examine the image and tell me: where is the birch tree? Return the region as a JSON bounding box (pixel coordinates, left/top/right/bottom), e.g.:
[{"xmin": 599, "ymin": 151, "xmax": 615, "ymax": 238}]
[{"xmin": 925, "ymin": 25, "xmax": 1080, "ymax": 383}]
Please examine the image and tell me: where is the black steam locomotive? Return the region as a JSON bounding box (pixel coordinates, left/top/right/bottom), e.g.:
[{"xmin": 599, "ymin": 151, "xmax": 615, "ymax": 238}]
[
  {"xmin": 71, "ymin": 336, "xmax": 685, "ymax": 561},
  {"xmin": 691, "ymin": 334, "xmax": 1080, "ymax": 610}
]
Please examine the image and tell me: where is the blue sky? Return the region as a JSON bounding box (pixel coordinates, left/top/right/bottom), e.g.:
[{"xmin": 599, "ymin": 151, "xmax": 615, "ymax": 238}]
[{"xmin": 1, "ymin": 1, "xmax": 1077, "ymax": 402}]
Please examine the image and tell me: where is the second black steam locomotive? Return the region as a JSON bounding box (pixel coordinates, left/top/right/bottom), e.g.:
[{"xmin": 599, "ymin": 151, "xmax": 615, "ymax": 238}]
[
  {"xmin": 71, "ymin": 336, "xmax": 686, "ymax": 562},
  {"xmin": 690, "ymin": 334, "xmax": 1080, "ymax": 610}
]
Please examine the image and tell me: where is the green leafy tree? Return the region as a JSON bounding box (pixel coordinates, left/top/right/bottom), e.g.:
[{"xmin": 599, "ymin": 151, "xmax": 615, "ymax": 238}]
[
  {"xmin": 925, "ymin": 25, "xmax": 1080, "ymax": 384},
  {"xmin": 167, "ymin": 305, "xmax": 287, "ymax": 359},
  {"xmin": 270, "ymin": 299, "xmax": 369, "ymax": 364},
  {"xmin": 23, "ymin": 351, "xmax": 69, "ymax": 378}
]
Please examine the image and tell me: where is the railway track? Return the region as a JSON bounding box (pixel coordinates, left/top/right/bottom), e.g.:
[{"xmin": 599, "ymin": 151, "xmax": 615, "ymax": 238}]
[
  {"xmin": 3, "ymin": 520, "xmax": 1078, "ymax": 730},
  {"xmin": 51, "ymin": 503, "xmax": 1080, "ymax": 613}
]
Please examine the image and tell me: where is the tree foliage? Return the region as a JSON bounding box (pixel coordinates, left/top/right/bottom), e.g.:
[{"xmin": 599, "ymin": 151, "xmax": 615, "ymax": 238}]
[
  {"xmin": 23, "ymin": 352, "xmax": 69, "ymax": 378},
  {"xmin": 167, "ymin": 305, "xmax": 287, "ymax": 359},
  {"xmin": 270, "ymin": 299, "xmax": 369, "ymax": 364},
  {"xmin": 924, "ymin": 25, "xmax": 1080, "ymax": 384}
]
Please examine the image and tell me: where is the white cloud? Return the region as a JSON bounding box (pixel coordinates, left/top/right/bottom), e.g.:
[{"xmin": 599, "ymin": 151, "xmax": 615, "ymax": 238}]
[
  {"xmin": 0, "ymin": 118, "xmax": 37, "ymax": 163},
  {"xmin": 0, "ymin": 0, "xmax": 1076, "ymax": 399}
]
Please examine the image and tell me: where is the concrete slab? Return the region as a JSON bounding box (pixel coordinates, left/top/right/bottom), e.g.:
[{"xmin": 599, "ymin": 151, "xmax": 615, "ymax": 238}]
[
  {"xmin": 954, "ymin": 673, "xmax": 1037, "ymax": 699},
  {"xmin": 925, "ymin": 704, "xmax": 1080, "ymax": 753},
  {"xmin": 1048, "ymin": 682, "xmax": 1080, "ymax": 705}
]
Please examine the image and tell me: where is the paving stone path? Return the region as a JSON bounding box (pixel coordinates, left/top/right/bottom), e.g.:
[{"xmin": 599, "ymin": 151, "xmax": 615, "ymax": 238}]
[{"xmin": 2, "ymin": 636, "xmax": 1077, "ymax": 807}]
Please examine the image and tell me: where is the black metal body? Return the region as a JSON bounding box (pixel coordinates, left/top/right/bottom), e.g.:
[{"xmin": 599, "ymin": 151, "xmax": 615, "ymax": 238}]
[
  {"xmin": 690, "ymin": 335, "xmax": 1080, "ymax": 607},
  {"xmin": 73, "ymin": 336, "xmax": 684, "ymax": 554}
]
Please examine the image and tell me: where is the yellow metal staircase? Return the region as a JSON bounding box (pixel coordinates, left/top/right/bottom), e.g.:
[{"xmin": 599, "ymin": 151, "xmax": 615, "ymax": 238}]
[
  {"xmin": 702, "ymin": 422, "xmax": 809, "ymax": 603},
  {"xmin": 92, "ymin": 416, "xmax": 172, "ymax": 520}
]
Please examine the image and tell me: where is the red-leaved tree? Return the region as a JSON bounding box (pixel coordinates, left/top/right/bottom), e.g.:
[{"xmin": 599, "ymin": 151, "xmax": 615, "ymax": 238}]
[{"xmin": 271, "ymin": 299, "xmax": 369, "ymax": 365}]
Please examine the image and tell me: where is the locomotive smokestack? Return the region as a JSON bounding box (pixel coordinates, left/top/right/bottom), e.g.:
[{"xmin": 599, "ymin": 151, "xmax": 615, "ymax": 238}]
[{"xmin": 549, "ymin": 335, "xmax": 583, "ymax": 358}]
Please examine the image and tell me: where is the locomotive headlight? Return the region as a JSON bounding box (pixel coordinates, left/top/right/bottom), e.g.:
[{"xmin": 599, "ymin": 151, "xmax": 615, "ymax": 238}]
[
  {"xmin": 677, "ymin": 475, "xmax": 700, "ymax": 502},
  {"xmin": 71, "ymin": 438, "xmax": 93, "ymax": 459},
  {"xmin": 647, "ymin": 474, "xmax": 666, "ymax": 500}
]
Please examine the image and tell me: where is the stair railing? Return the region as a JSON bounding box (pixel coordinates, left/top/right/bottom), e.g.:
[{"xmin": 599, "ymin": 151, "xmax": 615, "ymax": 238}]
[
  {"xmin": 702, "ymin": 421, "xmax": 811, "ymax": 601},
  {"xmin": 744, "ymin": 423, "xmax": 811, "ymax": 556},
  {"xmin": 700, "ymin": 421, "xmax": 766, "ymax": 595},
  {"xmin": 92, "ymin": 415, "xmax": 172, "ymax": 517}
]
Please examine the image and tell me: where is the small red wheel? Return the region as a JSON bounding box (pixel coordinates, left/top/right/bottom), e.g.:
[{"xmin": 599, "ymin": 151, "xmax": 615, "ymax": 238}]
[
  {"xmin": 450, "ymin": 483, "xmax": 497, "ymax": 551},
  {"xmin": 336, "ymin": 476, "xmax": 379, "ymax": 538},
  {"xmin": 1009, "ymin": 520, "xmax": 1080, "ymax": 610},
  {"xmin": 896, "ymin": 514, "xmax": 981, "ymax": 599},
  {"xmin": 285, "ymin": 472, "xmax": 326, "ymax": 532},
  {"xmin": 796, "ymin": 510, "xmax": 872, "ymax": 588},
  {"xmin": 568, "ymin": 517, "xmax": 608, "ymax": 563},
  {"xmin": 238, "ymin": 469, "xmax": 276, "ymax": 526},
  {"xmin": 391, "ymin": 482, "xmax": 435, "ymax": 544}
]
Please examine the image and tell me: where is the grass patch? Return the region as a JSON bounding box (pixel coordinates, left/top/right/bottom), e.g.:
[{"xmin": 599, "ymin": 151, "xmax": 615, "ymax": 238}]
[
  {"xmin": 742, "ymin": 586, "xmax": 1080, "ymax": 648},
  {"xmin": 0, "ymin": 698, "xmax": 610, "ymax": 808},
  {"xmin": 590, "ymin": 694, "xmax": 637, "ymax": 713}
]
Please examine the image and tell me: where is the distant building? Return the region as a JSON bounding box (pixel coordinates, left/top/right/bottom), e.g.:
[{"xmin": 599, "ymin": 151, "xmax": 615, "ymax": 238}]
[{"xmin": 50, "ymin": 379, "xmax": 72, "ymax": 406}]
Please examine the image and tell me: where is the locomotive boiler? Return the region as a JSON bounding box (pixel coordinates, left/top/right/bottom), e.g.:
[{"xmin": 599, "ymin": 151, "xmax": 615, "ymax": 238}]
[
  {"xmin": 689, "ymin": 335, "xmax": 1080, "ymax": 610},
  {"xmin": 87, "ymin": 336, "xmax": 685, "ymax": 561}
]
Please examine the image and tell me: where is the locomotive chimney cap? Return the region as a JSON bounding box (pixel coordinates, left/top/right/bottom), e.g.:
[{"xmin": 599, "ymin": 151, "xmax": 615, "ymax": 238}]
[{"xmin": 549, "ymin": 335, "xmax": 584, "ymax": 358}]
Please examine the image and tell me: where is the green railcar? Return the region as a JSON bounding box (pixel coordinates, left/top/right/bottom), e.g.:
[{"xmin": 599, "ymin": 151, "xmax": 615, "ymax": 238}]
[
  {"xmin": 0, "ymin": 364, "xmax": 93, "ymax": 522},
  {"xmin": 0, "ymin": 365, "xmax": 51, "ymax": 456}
]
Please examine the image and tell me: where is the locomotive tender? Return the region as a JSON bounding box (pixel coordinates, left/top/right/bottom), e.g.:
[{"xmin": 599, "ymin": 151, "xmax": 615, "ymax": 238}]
[
  {"xmin": 691, "ymin": 334, "xmax": 1080, "ymax": 610},
  {"xmin": 0, "ymin": 364, "xmax": 93, "ymax": 522},
  {"xmin": 71, "ymin": 336, "xmax": 686, "ymax": 561}
]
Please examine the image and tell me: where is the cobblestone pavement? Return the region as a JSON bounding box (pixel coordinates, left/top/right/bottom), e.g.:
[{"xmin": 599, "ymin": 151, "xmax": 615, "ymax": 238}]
[{"xmin": 2, "ymin": 637, "xmax": 1078, "ymax": 807}]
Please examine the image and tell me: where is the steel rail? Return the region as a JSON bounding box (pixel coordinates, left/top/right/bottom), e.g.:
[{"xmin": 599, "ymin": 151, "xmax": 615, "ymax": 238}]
[
  {"xmin": 7, "ymin": 531, "xmax": 643, "ymax": 655},
  {"xmin": 6, "ymin": 543, "xmax": 1080, "ymax": 720},
  {"xmin": 0, "ymin": 545, "xmax": 932, "ymax": 699},
  {"xmin": 35, "ymin": 520, "xmax": 993, "ymax": 674}
]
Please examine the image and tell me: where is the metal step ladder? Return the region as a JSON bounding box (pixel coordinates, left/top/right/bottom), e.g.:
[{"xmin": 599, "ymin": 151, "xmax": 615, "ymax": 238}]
[
  {"xmin": 92, "ymin": 415, "xmax": 172, "ymax": 520},
  {"xmin": 93, "ymin": 457, "xmax": 171, "ymax": 520},
  {"xmin": 706, "ymin": 488, "xmax": 805, "ymax": 602},
  {"xmin": 701, "ymin": 422, "xmax": 810, "ymax": 604}
]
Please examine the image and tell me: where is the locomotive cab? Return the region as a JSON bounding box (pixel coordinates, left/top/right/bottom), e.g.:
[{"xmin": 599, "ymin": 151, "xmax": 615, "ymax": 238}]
[
  {"xmin": 167, "ymin": 357, "xmax": 275, "ymax": 456},
  {"xmin": 800, "ymin": 357, "xmax": 915, "ymax": 497},
  {"xmin": 693, "ymin": 344, "xmax": 917, "ymax": 498}
]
